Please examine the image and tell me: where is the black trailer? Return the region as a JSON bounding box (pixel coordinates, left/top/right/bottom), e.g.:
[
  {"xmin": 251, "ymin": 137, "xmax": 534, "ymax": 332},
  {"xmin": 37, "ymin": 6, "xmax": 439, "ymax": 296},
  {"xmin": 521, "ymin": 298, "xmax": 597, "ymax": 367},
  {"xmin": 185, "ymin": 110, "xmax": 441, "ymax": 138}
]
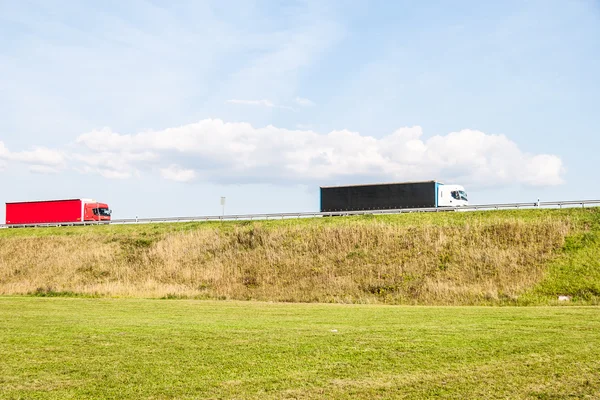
[{"xmin": 320, "ymin": 181, "xmax": 441, "ymax": 212}]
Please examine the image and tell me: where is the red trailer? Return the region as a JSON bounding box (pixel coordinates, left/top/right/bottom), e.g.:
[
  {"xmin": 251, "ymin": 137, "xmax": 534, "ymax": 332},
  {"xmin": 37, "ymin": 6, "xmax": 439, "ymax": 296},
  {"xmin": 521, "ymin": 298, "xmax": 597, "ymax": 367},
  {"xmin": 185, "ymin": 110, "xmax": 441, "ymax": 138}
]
[{"xmin": 5, "ymin": 199, "xmax": 112, "ymax": 225}]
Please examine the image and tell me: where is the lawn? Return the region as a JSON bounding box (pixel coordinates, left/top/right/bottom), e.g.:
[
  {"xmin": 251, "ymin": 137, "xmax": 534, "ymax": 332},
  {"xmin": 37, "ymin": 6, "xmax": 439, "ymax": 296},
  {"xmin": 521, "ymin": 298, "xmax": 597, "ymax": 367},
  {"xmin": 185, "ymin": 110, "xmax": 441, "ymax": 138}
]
[{"xmin": 0, "ymin": 298, "xmax": 599, "ymax": 399}]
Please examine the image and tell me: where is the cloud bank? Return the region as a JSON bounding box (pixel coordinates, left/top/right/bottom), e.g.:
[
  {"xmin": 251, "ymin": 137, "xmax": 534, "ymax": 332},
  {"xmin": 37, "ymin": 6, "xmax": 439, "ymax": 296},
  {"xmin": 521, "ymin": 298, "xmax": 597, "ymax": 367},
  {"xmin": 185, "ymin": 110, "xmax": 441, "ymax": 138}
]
[
  {"xmin": 68, "ymin": 119, "xmax": 564, "ymax": 187},
  {"xmin": 0, "ymin": 120, "xmax": 564, "ymax": 187}
]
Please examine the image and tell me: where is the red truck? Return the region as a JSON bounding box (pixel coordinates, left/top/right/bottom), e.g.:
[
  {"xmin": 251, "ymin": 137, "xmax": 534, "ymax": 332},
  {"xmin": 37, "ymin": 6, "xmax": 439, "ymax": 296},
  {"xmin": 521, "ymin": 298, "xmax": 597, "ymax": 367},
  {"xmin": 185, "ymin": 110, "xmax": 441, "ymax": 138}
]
[{"xmin": 5, "ymin": 199, "xmax": 112, "ymax": 225}]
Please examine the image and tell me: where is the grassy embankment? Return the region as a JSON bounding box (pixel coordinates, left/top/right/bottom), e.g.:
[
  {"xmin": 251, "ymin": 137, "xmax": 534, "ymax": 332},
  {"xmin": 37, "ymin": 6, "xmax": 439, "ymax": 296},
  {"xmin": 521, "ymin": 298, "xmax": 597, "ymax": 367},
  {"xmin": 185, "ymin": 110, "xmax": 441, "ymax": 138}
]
[
  {"xmin": 1, "ymin": 208, "xmax": 599, "ymax": 304},
  {"xmin": 1, "ymin": 298, "xmax": 599, "ymax": 399}
]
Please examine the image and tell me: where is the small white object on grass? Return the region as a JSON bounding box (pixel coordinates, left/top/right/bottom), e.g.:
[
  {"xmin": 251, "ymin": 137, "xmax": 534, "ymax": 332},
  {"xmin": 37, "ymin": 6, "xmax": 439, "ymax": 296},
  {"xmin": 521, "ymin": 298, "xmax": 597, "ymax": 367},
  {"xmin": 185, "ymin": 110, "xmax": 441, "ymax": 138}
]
[
  {"xmin": 330, "ymin": 329, "xmax": 338, "ymax": 333},
  {"xmin": 558, "ymin": 295, "xmax": 572, "ymax": 302}
]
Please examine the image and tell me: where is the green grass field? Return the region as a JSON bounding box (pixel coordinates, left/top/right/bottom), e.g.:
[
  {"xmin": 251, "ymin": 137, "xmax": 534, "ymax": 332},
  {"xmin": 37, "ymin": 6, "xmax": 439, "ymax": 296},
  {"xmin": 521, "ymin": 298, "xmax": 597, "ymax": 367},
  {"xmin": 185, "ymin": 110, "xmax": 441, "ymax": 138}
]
[{"xmin": 1, "ymin": 297, "xmax": 599, "ymax": 399}]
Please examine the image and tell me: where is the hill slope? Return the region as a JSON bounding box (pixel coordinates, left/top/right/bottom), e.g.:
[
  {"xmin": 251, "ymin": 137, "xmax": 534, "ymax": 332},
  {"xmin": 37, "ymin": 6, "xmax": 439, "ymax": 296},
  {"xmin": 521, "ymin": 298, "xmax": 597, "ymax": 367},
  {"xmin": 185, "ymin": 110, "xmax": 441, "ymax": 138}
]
[{"xmin": 1, "ymin": 208, "xmax": 599, "ymax": 305}]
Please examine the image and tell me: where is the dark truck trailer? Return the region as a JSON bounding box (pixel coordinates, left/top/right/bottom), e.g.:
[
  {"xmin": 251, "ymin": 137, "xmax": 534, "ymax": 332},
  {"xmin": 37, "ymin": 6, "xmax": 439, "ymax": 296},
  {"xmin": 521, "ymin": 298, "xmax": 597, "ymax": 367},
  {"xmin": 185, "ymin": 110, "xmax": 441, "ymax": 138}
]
[{"xmin": 320, "ymin": 181, "xmax": 467, "ymax": 212}]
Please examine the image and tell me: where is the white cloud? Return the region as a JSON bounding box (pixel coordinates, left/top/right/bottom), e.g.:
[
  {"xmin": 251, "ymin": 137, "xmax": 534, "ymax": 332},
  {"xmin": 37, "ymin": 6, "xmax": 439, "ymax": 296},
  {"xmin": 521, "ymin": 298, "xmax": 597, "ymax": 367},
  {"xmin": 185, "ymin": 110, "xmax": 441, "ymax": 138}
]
[
  {"xmin": 227, "ymin": 99, "xmax": 276, "ymax": 107},
  {"xmin": 9, "ymin": 147, "xmax": 65, "ymax": 166},
  {"xmin": 74, "ymin": 119, "xmax": 565, "ymax": 187},
  {"xmin": 72, "ymin": 150, "xmax": 157, "ymax": 179},
  {"xmin": 0, "ymin": 123, "xmax": 566, "ymax": 189},
  {"xmin": 226, "ymin": 99, "xmax": 295, "ymax": 111},
  {"xmin": 77, "ymin": 166, "xmax": 133, "ymax": 180},
  {"xmin": 160, "ymin": 165, "xmax": 196, "ymax": 182},
  {"xmin": 29, "ymin": 165, "xmax": 61, "ymax": 174},
  {"xmin": 295, "ymin": 97, "xmax": 315, "ymax": 107},
  {"xmin": 0, "ymin": 141, "xmax": 66, "ymax": 170},
  {"xmin": 521, "ymin": 154, "xmax": 565, "ymax": 187},
  {"xmin": 225, "ymin": 96, "xmax": 315, "ymax": 111}
]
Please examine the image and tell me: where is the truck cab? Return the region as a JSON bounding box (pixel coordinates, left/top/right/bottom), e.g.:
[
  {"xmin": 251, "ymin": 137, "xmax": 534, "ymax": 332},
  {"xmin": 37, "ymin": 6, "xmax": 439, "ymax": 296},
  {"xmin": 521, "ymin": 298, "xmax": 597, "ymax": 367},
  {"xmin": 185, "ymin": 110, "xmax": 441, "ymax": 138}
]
[
  {"xmin": 438, "ymin": 184, "xmax": 469, "ymax": 207},
  {"xmin": 83, "ymin": 201, "xmax": 112, "ymax": 222}
]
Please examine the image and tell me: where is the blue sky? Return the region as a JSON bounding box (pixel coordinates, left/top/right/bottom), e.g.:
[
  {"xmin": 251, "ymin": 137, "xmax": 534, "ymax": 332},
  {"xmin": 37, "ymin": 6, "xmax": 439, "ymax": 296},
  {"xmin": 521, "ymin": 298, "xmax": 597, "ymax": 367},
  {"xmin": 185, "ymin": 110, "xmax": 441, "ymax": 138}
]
[{"xmin": 0, "ymin": 0, "xmax": 599, "ymax": 220}]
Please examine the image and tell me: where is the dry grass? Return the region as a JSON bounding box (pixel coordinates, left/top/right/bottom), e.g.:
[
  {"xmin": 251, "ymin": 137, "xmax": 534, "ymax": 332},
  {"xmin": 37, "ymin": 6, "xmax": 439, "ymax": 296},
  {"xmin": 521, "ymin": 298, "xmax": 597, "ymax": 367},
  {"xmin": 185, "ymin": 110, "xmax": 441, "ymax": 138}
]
[{"xmin": 0, "ymin": 213, "xmax": 573, "ymax": 304}]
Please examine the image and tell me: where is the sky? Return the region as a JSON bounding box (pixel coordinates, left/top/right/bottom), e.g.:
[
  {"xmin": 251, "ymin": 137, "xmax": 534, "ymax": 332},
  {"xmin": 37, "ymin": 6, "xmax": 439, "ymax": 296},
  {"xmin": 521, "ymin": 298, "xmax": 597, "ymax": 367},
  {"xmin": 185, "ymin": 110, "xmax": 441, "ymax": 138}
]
[{"xmin": 0, "ymin": 0, "xmax": 599, "ymax": 220}]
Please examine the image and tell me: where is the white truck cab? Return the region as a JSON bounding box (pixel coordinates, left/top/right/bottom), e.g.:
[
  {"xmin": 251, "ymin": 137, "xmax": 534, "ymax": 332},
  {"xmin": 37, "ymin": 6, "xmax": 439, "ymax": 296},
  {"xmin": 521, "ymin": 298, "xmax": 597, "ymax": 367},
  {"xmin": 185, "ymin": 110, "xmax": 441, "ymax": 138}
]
[{"xmin": 438, "ymin": 184, "xmax": 469, "ymax": 207}]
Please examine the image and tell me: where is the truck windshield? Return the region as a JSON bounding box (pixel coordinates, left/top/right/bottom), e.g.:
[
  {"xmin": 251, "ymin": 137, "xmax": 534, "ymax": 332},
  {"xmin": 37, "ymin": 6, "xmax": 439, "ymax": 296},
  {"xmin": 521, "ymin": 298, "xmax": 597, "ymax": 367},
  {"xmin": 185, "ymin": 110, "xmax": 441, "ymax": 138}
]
[
  {"xmin": 459, "ymin": 191, "xmax": 468, "ymax": 201},
  {"xmin": 93, "ymin": 208, "xmax": 111, "ymax": 217}
]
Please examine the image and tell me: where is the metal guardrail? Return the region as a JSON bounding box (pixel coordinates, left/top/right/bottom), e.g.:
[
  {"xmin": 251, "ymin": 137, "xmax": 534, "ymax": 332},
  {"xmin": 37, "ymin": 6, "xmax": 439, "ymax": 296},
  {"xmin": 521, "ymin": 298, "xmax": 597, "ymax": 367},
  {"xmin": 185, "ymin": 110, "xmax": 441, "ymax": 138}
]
[{"xmin": 1, "ymin": 199, "xmax": 600, "ymax": 228}]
